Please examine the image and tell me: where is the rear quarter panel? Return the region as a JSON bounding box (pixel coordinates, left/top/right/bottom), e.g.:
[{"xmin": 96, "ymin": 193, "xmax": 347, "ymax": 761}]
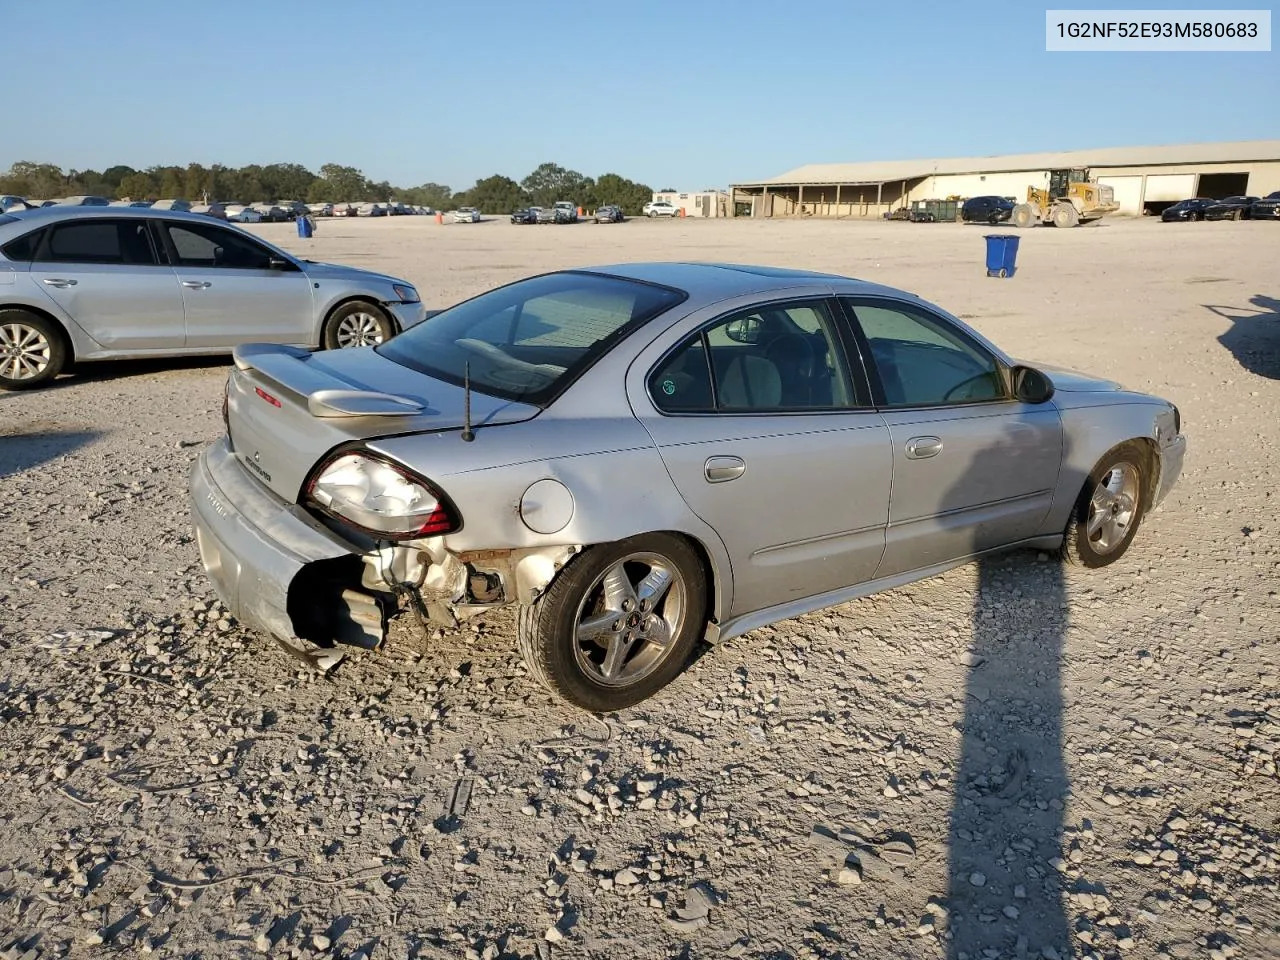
[
  {"xmin": 0, "ymin": 259, "xmax": 112, "ymax": 359},
  {"xmin": 368, "ymin": 414, "xmax": 735, "ymax": 619}
]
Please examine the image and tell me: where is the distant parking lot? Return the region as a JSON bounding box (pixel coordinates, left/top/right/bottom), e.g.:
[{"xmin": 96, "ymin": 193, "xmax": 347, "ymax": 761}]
[{"xmin": 1, "ymin": 215, "xmax": 1277, "ymax": 958}]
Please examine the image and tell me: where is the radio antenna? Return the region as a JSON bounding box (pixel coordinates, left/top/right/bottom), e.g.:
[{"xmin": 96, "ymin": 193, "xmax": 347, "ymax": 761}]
[{"xmin": 461, "ymin": 361, "xmax": 475, "ymax": 442}]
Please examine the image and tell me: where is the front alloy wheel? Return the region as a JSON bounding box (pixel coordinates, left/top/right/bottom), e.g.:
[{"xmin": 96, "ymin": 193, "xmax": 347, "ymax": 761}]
[
  {"xmin": 1063, "ymin": 444, "xmax": 1147, "ymax": 567},
  {"xmin": 518, "ymin": 533, "xmax": 707, "ymax": 711},
  {"xmin": 335, "ymin": 311, "xmax": 385, "ymax": 347},
  {"xmin": 323, "ymin": 302, "xmax": 395, "ymax": 350}
]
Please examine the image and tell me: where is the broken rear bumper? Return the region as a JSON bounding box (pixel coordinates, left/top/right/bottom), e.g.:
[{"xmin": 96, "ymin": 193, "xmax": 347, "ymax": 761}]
[{"xmin": 190, "ymin": 437, "xmax": 357, "ymax": 647}]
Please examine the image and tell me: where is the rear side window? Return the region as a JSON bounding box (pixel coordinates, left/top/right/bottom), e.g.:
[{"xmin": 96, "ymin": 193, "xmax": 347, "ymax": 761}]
[
  {"xmin": 650, "ymin": 300, "xmax": 861, "ymax": 413},
  {"xmin": 34, "ymin": 220, "xmax": 158, "ymax": 265},
  {"xmin": 1, "ymin": 228, "xmax": 43, "ymax": 262}
]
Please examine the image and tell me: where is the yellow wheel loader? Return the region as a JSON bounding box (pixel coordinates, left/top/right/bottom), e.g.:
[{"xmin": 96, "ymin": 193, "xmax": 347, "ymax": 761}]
[{"xmin": 1011, "ymin": 168, "xmax": 1120, "ymax": 228}]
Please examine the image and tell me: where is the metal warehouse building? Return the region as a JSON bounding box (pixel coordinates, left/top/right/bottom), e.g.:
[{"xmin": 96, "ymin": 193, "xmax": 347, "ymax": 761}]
[{"xmin": 731, "ymin": 140, "xmax": 1280, "ymax": 219}]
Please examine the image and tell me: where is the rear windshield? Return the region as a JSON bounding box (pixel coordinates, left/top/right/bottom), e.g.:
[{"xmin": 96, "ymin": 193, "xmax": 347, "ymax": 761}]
[{"xmin": 378, "ymin": 271, "xmax": 687, "ymax": 405}]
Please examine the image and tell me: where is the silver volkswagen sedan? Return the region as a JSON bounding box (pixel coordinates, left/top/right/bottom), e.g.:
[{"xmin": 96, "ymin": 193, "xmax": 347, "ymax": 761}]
[
  {"xmin": 0, "ymin": 207, "xmax": 426, "ymax": 389},
  {"xmin": 190, "ymin": 263, "xmax": 1186, "ymax": 711}
]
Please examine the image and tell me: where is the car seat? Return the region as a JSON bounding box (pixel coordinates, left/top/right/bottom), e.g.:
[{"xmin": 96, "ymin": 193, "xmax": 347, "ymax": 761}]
[{"xmin": 717, "ymin": 353, "xmax": 782, "ymax": 409}]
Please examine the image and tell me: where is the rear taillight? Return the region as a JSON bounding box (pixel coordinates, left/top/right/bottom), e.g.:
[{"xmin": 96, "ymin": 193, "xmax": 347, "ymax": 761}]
[
  {"xmin": 221, "ymin": 374, "xmax": 231, "ymax": 434},
  {"xmin": 255, "ymin": 386, "xmax": 282, "ymax": 407},
  {"xmin": 305, "ymin": 450, "xmax": 459, "ymax": 540}
]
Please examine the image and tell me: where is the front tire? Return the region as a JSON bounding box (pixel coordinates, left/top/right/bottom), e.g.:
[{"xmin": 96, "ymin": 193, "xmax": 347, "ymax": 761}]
[
  {"xmin": 0, "ymin": 310, "xmax": 67, "ymax": 390},
  {"xmin": 1012, "ymin": 204, "xmax": 1038, "ymax": 228},
  {"xmin": 517, "ymin": 533, "xmax": 707, "ymax": 711},
  {"xmin": 1062, "ymin": 443, "xmax": 1148, "ymax": 568},
  {"xmin": 322, "ymin": 301, "xmax": 395, "ymax": 350}
]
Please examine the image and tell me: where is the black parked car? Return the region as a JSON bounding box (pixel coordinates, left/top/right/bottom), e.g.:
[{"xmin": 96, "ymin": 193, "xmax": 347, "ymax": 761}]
[
  {"xmin": 510, "ymin": 208, "xmax": 538, "ymax": 224},
  {"xmin": 1249, "ymin": 191, "xmax": 1280, "ymax": 220},
  {"xmin": 1160, "ymin": 198, "xmax": 1217, "ymax": 222},
  {"xmin": 1204, "ymin": 196, "xmax": 1259, "ymax": 221},
  {"xmin": 961, "ymin": 196, "xmax": 1015, "ymax": 224}
]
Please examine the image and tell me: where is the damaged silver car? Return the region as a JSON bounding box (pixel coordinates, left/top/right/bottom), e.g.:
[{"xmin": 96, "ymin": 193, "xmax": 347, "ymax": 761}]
[{"xmin": 190, "ymin": 263, "xmax": 1186, "ymax": 711}]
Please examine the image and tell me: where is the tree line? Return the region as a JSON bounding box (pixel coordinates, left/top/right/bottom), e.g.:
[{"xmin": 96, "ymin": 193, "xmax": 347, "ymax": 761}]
[{"xmin": 0, "ymin": 160, "xmax": 658, "ymax": 216}]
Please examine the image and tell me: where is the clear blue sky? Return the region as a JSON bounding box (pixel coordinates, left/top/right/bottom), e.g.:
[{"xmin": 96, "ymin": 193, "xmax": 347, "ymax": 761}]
[{"xmin": 6, "ymin": 0, "xmax": 1276, "ymax": 190}]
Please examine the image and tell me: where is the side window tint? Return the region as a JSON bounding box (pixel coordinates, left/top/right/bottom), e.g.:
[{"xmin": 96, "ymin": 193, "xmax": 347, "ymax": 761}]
[
  {"xmin": 167, "ymin": 223, "xmax": 274, "ymax": 269},
  {"xmin": 1, "ymin": 228, "xmax": 42, "ymax": 262},
  {"xmin": 650, "ymin": 301, "xmax": 860, "ymax": 413},
  {"xmin": 850, "ymin": 301, "xmax": 1005, "ymax": 406},
  {"xmin": 650, "ymin": 337, "xmax": 714, "ymax": 412},
  {"xmin": 34, "ymin": 221, "xmax": 156, "ymax": 266}
]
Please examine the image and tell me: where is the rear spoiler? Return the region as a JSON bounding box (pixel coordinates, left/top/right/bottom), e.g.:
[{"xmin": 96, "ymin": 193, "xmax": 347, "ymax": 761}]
[{"xmin": 232, "ymin": 343, "xmax": 424, "ymax": 418}]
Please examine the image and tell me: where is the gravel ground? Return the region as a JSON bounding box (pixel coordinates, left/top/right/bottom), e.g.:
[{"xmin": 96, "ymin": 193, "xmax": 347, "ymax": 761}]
[{"xmin": 0, "ymin": 215, "xmax": 1277, "ymax": 960}]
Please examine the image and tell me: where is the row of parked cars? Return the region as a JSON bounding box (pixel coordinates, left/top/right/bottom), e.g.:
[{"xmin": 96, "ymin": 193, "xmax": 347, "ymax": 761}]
[
  {"xmin": 0, "ymin": 194, "xmax": 437, "ymax": 222},
  {"xmin": 507, "ymin": 200, "xmax": 678, "ymax": 225},
  {"xmin": 509, "ymin": 201, "xmax": 589, "ymax": 224},
  {"xmin": 953, "ymin": 192, "xmax": 1280, "ymax": 225},
  {"xmin": 1160, "ymin": 193, "xmax": 1280, "ymax": 222}
]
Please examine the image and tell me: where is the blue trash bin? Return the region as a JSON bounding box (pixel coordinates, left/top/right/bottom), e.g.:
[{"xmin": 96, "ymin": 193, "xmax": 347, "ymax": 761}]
[
  {"xmin": 297, "ymin": 215, "xmax": 314, "ymax": 239},
  {"xmin": 983, "ymin": 234, "xmax": 1020, "ymax": 278}
]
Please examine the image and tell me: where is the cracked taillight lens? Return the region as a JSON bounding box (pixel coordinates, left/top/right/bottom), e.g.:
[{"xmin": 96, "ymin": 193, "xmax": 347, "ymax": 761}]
[{"xmin": 306, "ymin": 451, "xmax": 458, "ymax": 539}]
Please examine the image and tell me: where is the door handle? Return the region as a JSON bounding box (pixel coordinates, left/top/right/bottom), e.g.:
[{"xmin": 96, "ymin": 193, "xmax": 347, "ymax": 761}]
[
  {"xmin": 905, "ymin": 436, "xmax": 943, "ymax": 459},
  {"xmin": 41, "ymin": 278, "xmax": 77, "ymax": 288},
  {"xmin": 181, "ymin": 280, "xmax": 212, "ymax": 289},
  {"xmin": 705, "ymin": 456, "xmax": 746, "ymax": 483}
]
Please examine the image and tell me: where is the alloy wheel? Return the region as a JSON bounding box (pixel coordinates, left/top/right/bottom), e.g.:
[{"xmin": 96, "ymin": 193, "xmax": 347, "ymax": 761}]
[
  {"xmin": 0, "ymin": 322, "xmax": 52, "ymax": 381},
  {"xmin": 1086, "ymin": 461, "xmax": 1140, "ymax": 555},
  {"xmin": 572, "ymin": 552, "xmax": 687, "ymax": 687},
  {"xmin": 334, "ymin": 312, "xmax": 385, "ymax": 348}
]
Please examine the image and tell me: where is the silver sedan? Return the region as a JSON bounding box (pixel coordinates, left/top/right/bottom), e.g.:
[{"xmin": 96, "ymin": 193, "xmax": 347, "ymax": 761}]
[
  {"xmin": 190, "ymin": 263, "xmax": 1186, "ymax": 711},
  {"xmin": 0, "ymin": 207, "xmax": 426, "ymax": 389}
]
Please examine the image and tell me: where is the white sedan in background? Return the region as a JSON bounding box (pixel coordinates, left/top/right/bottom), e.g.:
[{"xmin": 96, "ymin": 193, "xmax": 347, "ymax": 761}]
[
  {"xmin": 225, "ymin": 206, "xmax": 264, "ymax": 223},
  {"xmin": 452, "ymin": 207, "xmax": 481, "ymax": 223}
]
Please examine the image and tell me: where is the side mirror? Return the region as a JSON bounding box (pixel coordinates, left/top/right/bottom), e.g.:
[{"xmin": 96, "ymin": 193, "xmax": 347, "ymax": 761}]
[
  {"xmin": 267, "ymin": 255, "xmax": 290, "ymax": 270},
  {"xmin": 1011, "ymin": 365, "xmax": 1055, "ymax": 404},
  {"xmin": 724, "ymin": 315, "xmax": 763, "ymax": 344}
]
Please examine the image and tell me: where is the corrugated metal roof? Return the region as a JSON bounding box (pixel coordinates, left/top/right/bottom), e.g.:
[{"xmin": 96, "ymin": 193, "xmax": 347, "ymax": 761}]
[{"xmin": 737, "ymin": 140, "xmax": 1280, "ymax": 187}]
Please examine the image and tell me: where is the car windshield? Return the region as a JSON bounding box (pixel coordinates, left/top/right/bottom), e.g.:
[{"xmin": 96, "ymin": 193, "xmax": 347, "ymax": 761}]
[{"xmin": 377, "ymin": 271, "xmax": 687, "ymax": 405}]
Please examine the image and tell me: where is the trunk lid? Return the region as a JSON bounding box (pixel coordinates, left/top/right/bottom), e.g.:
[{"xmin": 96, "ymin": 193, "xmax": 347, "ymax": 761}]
[{"xmin": 225, "ymin": 343, "xmax": 540, "ymax": 503}]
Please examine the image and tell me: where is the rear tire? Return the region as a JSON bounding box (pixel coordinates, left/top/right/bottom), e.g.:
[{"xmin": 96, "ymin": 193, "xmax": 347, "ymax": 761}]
[
  {"xmin": 1062, "ymin": 443, "xmax": 1148, "ymax": 568},
  {"xmin": 517, "ymin": 533, "xmax": 707, "ymax": 712},
  {"xmin": 322, "ymin": 301, "xmax": 395, "ymax": 350},
  {"xmin": 0, "ymin": 309, "xmax": 67, "ymax": 390}
]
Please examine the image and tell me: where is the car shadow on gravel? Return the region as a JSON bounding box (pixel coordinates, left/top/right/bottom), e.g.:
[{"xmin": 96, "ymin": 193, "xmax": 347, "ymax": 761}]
[
  {"xmin": 1207, "ymin": 294, "xmax": 1280, "ymax": 380},
  {"xmin": 0, "ymin": 427, "xmax": 100, "ymax": 477},
  {"xmin": 48, "ymin": 354, "xmax": 233, "ymax": 388}
]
